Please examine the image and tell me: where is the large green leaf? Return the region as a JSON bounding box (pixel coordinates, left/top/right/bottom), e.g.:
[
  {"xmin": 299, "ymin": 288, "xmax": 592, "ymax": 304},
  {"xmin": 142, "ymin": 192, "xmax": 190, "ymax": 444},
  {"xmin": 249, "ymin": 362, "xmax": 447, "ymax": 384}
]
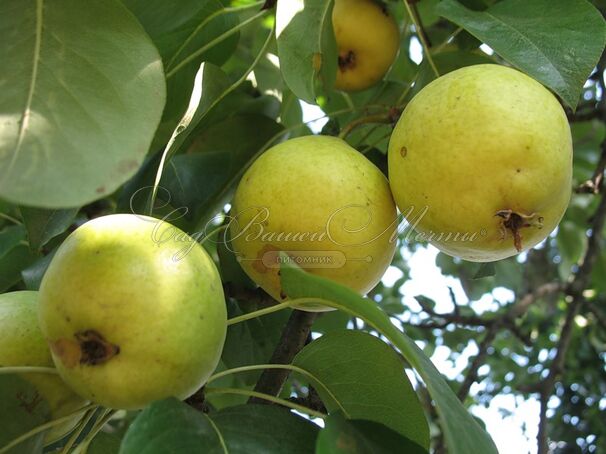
[
  {"xmin": 210, "ymin": 405, "xmax": 319, "ymax": 453},
  {"xmin": 293, "ymin": 330, "xmax": 429, "ymax": 449},
  {"xmin": 161, "ymin": 114, "xmax": 283, "ymax": 228},
  {"xmin": 280, "ymin": 263, "xmax": 498, "ymax": 454},
  {"xmin": 276, "ymin": 0, "xmax": 337, "ymax": 104},
  {"xmin": 118, "ymin": 112, "xmax": 282, "ymax": 231},
  {"xmin": 0, "ymin": 0, "xmax": 165, "ymax": 207},
  {"xmin": 122, "ymin": 0, "xmax": 237, "ymax": 67},
  {"xmin": 0, "ymin": 225, "xmax": 26, "ymax": 260},
  {"xmin": 0, "ymin": 225, "xmax": 37, "ymax": 291},
  {"xmin": 0, "ymin": 375, "xmax": 51, "ymax": 454},
  {"xmin": 436, "ymin": 0, "xmax": 606, "ymax": 109},
  {"xmin": 119, "ymin": 398, "xmax": 222, "ymax": 454},
  {"xmin": 123, "ymin": 0, "xmax": 239, "ymax": 149},
  {"xmin": 413, "ymin": 49, "xmax": 495, "ymax": 95},
  {"xmin": 83, "ymin": 432, "xmax": 122, "ymax": 454},
  {"xmin": 19, "ymin": 207, "xmax": 77, "ymax": 251},
  {"xmin": 316, "ymin": 413, "xmax": 427, "ymax": 454},
  {"xmin": 120, "ymin": 399, "xmax": 319, "ymax": 454},
  {"xmin": 117, "ymin": 62, "xmax": 231, "ymax": 219}
]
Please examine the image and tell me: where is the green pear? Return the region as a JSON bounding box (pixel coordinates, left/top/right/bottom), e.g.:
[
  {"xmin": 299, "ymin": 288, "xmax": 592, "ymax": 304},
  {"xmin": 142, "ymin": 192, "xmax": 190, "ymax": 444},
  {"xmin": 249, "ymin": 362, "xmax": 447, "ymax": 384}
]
[
  {"xmin": 0, "ymin": 291, "xmax": 86, "ymax": 443},
  {"xmin": 38, "ymin": 214, "xmax": 227, "ymax": 410},
  {"xmin": 388, "ymin": 64, "xmax": 572, "ymax": 261},
  {"xmin": 230, "ymin": 135, "xmax": 397, "ymax": 310}
]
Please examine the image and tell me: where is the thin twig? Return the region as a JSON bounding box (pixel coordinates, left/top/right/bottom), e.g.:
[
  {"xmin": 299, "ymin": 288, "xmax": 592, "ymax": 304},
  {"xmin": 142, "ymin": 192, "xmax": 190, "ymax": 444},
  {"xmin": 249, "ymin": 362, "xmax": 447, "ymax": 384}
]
[
  {"xmin": 403, "ymin": 0, "xmax": 439, "ymax": 77},
  {"xmin": 576, "ymin": 140, "xmax": 606, "ymax": 194},
  {"xmin": 457, "ymin": 325, "xmax": 498, "ymax": 401},
  {"xmin": 338, "ymin": 111, "xmax": 399, "ymax": 139}
]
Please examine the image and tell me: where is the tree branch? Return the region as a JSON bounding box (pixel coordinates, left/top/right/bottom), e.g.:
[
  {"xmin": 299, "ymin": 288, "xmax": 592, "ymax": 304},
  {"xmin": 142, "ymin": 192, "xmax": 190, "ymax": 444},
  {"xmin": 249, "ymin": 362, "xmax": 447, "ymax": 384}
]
[
  {"xmin": 535, "ymin": 180, "xmax": 606, "ymax": 453},
  {"xmin": 585, "ymin": 300, "xmax": 606, "ymax": 329},
  {"xmin": 338, "ymin": 109, "xmax": 400, "ymax": 139},
  {"xmin": 249, "ymin": 310, "xmax": 317, "ymax": 403},
  {"xmin": 457, "ymin": 325, "xmax": 499, "ymax": 401},
  {"xmin": 456, "ymin": 282, "xmax": 562, "ymax": 401},
  {"xmin": 576, "ymin": 140, "xmax": 606, "ymax": 194}
]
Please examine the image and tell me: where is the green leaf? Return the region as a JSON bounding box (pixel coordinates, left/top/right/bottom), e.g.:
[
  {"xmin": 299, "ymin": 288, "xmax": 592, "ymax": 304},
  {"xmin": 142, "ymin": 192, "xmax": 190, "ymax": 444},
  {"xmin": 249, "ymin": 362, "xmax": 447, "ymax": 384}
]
[
  {"xmin": 312, "ymin": 310, "xmax": 350, "ymax": 334},
  {"xmin": 0, "ymin": 225, "xmax": 26, "ymax": 260},
  {"xmin": 416, "ymin": 0, "xmax": 441, "ymax": 27},
  {"xmin": 19, "ymin": 207, "xmax": 77, "ymax": 251},
  {"xmin": 280, "ymin": 263, "xmax": 498, "ymax": 454},
  {"xmin": 156, "ymin": 62, "xmax": 231, "ymax": 164},
  {"xmin": 0, "ymin": 0, "xmax": 166, "ymax": 207},
  {"xmin": 413, "ymin": 49, "xmax": 495, "ymax": 95},
  {"xmin": 122, "ymin": 0, "xmax": 237, "ymax": 67},
  {"xmin": 0, "ymin": 374, "xmax": 51, "ymax": 454},
  {"xmin": 217, "ymin": 228, "xmax": 256, "ymax": 291},
  {"xmin": 293, "ymin": 330, "xmax": 429, "ymax": 449},
  {"xmin": 83, "ymin": 431, "xmax": 121, "ymax": 454},
  {"xmin": 556, "ymin": 220, "xmax": 587, "ymax": 272},
  {"xmin": 119, "ymin": 398, "xmax": 222, "ymax": 453},
  {"xmin": 436, "ymin": 0, "xmax": 606, "ymax": 109},
  {"xmin": 316, "ymin": 413, "xmax": 428, "ymax": 454},
  {"xmin": 118, "ymin": 62, "xmax": 233, "ymax": 220},
  {"xmin": 21, "ymin": 249, "xmax": 56, "ymax": 291},
  {"xmin": 472, "ymin": 262, "xmax": 496, "ymax": 279},
  {"xmin": 210, "ymin": 405, "xmax": 319, "ymax": 453},
  {"xmin": 276, "ymin": 0, "xmax": 337, "ymax": 104},
  {"xmin": 123, "ymin": 0, "xmax": 239, "ymax": 149},
  {"xmin": 222, "ymin": 299, "xmax": 290, "ymax": 383},
  {"xmin": 0, "ymin": 225, "xmax": 37, "ymax": 291},
  {"xmin": 0, "ymin": 246, "xmax": 38, "ymax": 292},
  {"xmin": 120, "ymin": 399, "xmax": 319, "ymax": 454},
  {"xmin": 161, "ymin": 114, "xmax": 283, "ymax": 228}
]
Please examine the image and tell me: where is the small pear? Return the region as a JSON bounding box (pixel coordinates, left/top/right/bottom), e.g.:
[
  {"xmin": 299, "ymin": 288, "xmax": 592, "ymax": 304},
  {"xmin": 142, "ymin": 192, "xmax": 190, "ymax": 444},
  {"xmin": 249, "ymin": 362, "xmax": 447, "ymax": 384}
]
[{"xmin": 38, "ymin": 214, "xmax": 227, "ymax": 410}]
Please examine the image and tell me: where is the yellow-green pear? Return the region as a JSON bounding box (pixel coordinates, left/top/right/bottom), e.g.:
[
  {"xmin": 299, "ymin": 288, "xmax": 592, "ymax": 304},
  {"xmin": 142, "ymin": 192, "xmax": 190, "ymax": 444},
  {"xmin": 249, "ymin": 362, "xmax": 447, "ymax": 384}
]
[
  {"xmin": 333, "ymin": 0, "xmax": 399, "ymax": 92},
  {"xmin": 0, "ymin": 291, "xmax": 86, "ymax": 443},
  {"xmin": 230, "ymin": 135, "xmax": 397, "ymax": 310},
  {"xmin": 388, "ymin": 64, "xmax": 572, "ymax": 261},
  {"xmin": 38, "ymin": 214, "xmax": 227, "ymax": 410}
]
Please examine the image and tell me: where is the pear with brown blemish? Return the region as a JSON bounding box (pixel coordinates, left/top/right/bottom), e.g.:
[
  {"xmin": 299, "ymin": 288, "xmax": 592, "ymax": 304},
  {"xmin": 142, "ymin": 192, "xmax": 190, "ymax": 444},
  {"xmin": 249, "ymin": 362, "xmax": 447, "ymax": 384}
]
[
  {"xmin": 333, "ymin": 0, "xmax": 399, "ymax": 92},
  {"xmin": 38, "ymin": 214, "xmax": 227, "ymax": 410},
  {"xmin": 388, "ymin": 64, "xmax": 572, "ymax": 261},
  {"xmin": 230, "ymin": 135, "xmax": 397, "ymax": 310}
]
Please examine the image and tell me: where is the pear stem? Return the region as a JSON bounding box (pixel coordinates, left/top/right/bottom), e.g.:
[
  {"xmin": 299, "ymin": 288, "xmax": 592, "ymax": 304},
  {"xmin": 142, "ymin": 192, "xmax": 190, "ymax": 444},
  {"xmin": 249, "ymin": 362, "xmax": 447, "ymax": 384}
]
[
  {"xmin": 59, "ymin": 407, "xmax": 98, "ymax": 454},
  {"xmin": 338, "ymin": 113, "xmax": 395, "ymax": 140},
  {"xmin": 205, "ymin": 387, "xmax": 327, "ymax": 419},
  {"xmin": 226, "ymin": 298, "xmax": 329, "ymax": 325},
  {"xmin": 0, "ymin": 404, "xmax": 98, "ymax": 454},
  {"xmin": 207, "ymin": 363, "xmax": 348, "ymax": 416},
  {"xmin": 75, "ymin": 408, "xmax": 116, "ymax": 454},
  {"xmin": 403, "ymin": 0, "xmax": 439, "ymax": 77}
]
